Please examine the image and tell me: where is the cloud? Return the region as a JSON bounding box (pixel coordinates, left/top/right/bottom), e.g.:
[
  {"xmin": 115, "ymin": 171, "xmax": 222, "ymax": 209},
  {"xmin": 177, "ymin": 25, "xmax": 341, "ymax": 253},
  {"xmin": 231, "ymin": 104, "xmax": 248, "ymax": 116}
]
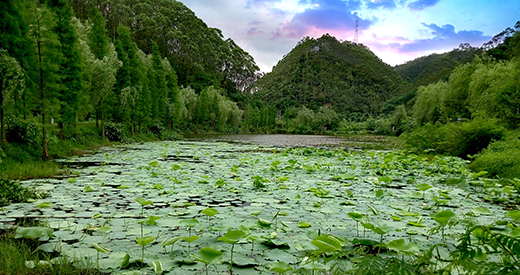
[
  {"xmin": 272, "ymin": 0, "xmax": 372, "ymax": 39},
  {"xmin": 368, "ymin": 23, "xmax": 490, "ymax": 56},
  {"xmin": 367, "ymin": 0, "xmax": 396, "ymax": 9},
  {"xmin": 407, "ymin": 0, "xmax": 440, "ymax": 11}
]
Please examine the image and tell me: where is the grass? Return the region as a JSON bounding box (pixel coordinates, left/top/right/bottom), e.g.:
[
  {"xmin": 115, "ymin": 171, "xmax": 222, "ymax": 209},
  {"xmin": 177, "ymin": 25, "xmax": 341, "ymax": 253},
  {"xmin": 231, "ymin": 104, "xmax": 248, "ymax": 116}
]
[{"xmin": 0, "ymin": 230, "xmax": 101, "ymax": 275}]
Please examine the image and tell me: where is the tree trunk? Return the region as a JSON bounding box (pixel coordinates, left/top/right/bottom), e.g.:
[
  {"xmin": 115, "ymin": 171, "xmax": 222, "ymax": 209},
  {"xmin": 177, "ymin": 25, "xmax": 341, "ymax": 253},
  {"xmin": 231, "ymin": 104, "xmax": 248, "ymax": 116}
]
[
  {"xmin": 101, "ymin": 97, "xmax": 105, "ymax": 139},
  {"xmin": 37, "ymin": 19, "xmax": 50, "ymax": 161},
  {"xmin": 1, "ymin": 85, "xmax": 7, "ymax": 147}
]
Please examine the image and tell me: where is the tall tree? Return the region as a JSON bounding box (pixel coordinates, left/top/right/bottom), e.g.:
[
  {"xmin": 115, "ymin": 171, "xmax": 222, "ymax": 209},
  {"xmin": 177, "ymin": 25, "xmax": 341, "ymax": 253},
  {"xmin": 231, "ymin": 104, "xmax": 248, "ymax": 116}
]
[
  {"xmin": 0, "ymin": 49, "xmax": 25, "ymax": 147},
  {"xmin": 27, "ymin": 2, "xmax": 62, "ymax": 160},
  {"xmin": 47, "ymin": 0, "xmax": 84, "ymax": 139},
  {"xmin": 150, "ymin": 42, "xmax": 167, "ymax": 125},
  {"xmin": 88, "ymin": 8, "xmax": 109, "ymax": 60}
]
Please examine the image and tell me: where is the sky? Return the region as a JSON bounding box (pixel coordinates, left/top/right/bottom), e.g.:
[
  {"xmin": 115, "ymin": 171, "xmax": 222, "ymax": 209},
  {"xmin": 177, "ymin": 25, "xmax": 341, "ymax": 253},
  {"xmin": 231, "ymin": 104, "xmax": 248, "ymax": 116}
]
[{"xmin": 179, "ymin": 0, "xmax": 519, "ymax": 72}]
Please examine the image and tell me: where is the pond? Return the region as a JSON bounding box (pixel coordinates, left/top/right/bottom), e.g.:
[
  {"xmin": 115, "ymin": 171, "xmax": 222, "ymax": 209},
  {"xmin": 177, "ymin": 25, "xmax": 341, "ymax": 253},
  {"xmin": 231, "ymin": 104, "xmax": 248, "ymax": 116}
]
[
  {"xmin": 183, "ymin": 133, "xmax": 394, "ymax": 149},
  {"xmin": 1, "ymin": 140, "xmax": 517, "ymax": 274}
]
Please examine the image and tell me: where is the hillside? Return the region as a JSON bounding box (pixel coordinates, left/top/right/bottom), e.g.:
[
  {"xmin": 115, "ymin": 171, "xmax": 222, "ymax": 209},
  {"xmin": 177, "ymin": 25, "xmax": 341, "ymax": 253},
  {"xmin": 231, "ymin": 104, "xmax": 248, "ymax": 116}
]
[
  {"xmin": 394, "ymin": 47, "xmax": 479, "ymax": 87},
  {"xmin": 254, "ymin": 34, "xmax": 406, "ymax": 116}
]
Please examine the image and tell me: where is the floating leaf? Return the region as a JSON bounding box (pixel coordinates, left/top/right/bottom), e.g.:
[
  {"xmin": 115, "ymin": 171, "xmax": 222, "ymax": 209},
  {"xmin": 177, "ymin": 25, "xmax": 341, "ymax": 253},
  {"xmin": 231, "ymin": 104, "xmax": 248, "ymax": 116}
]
[
  {"xmin": 268, "ymin": 261, "xmax": 293, "ymax": 273},
  {"xmin": 192, "ymin": 247, "xmax": 223, "ymax": 264},
  {"xmin": 298, "ymin": 221, "xmax": 311, "ymax": 228},
  {"xmin": 506, "ymin": 210, "xmax": 520, "ymax": 220},
  {"xmin": 432, "ymin": 210, "xmax": 456, "ymax": 224},
  {"xmin": 84, "ymin": 185, "xmax": 97, "ymax": 192},
  {"xmin": 180, "ymin": 218, "xmax": 200, "ymax": 228},
  {"xmin": 15, "ymin": 227, "xmax": 53, "ymax": 240},
  {"xmin": 311, "ymin": 235, "xmax": 342, "ymax": 253},
  {"xmin": 149, "ymin": 161, "xmax": 160, "ymax": 167},
  {"xmin": 387, "ymin": 239, "xmax": 419, "ymax": 255}
]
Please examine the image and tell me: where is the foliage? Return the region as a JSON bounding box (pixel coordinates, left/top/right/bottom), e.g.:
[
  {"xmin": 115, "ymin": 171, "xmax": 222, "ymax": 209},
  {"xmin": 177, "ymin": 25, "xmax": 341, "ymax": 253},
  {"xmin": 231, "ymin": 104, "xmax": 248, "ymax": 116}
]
[
  {"xmin": 104, "ymin": 122, "xmax": 128, "ymax": 143},
  {"xmin": 405, "ymin": 118, "xmax": 505, "ymax": 158},
  {"xmin": 0, "ymin": 179, "xmax": 47, "ymax": 207},
  {"xmin": 469, "ymin": 132, "xmax": 520, "ymax": 178},
  {"xmin": 254, "ymin": 34, "xmax": 405, "ymax": 117}
]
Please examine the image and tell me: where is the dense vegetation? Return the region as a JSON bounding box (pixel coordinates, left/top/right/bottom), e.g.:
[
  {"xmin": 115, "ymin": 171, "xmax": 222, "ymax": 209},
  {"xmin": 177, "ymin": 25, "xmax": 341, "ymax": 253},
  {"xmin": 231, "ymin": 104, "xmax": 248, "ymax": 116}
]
[{"xmin": 254, "ymin": 35, "xmax": 406, "ymax": 119}]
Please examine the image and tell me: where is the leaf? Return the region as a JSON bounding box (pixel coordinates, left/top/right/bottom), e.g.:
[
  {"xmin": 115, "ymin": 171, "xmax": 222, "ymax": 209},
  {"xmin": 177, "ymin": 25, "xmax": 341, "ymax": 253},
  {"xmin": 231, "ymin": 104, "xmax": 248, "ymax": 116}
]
[
  {"xmin": 378, "ymin": 176, "xmax": 392, "ymax": 183},
  {"xmin": 311, "ymin": 235, "xmax": 342, "ymax": 253},
  {"xmin": 472, "ymin": 207, "xmax": 491, "ymax": 215},
  {"xmin": 268, "ymin": 261, "xmax": 293, "ymax": 273},
  {"xmin": 506, "ymin": 210, "xmax": 520, "ymax": 220},
  {"xmin": 84, "ymin": 185, "xmax": 97, "ymax": 192},
  {"xmin": 347, "ymin": 212, "xmax": 364, "ymax": 221},
  {"xmin": 432, "ymin": 210, "xmax": 456, "ymax": 224},
  {"xmin": 217, "ymin": 230, "xmax": 246, "ymax": 244},
  {"xmin": 387, "ymin": 239, "xmax": 419, "ymax": 255},
  {"xmin": 171, "ymin": 164, "xmax": 181, "ymax": 170},
  {"xmin": 301, "ymin": 261, "xmax": 328, "ymax": 270},
  {"xmin": 369, "ymin": 206, "xmax": 378, "ymax": 216},
  {"xmin": 151, "ymin": 260, "xmax": 163, "ymax": 274},
  {"xmin": 135, "ymin": 198, "xmax": 153, "ymax": 206},
  {"xmin": 201, "ymin": 207, "xmax": 219, "ymax": 217},
  {"xmin": 182, "ymin": 235, "xmax": 199, "ymax": 243},
  {"xmin": 192, "ymin": 247, "xmax": 223, "ymax": 264},
  {"xmin": 375, "ymin": 189, "xmax": 384, "ymax": 198},
  {"xmin": 298, "ymin": 221, "xmax": 311, "ymax": 228},
  {"xmin": 257, "ymin": 218, "xmax": 272, "ymax": 228},
  {"xmin": 15, "ymin": 227, "xmax": 53, "ymax": 239},
  {"xmin": 416, "ymin": 183, "xmax": 432, "ymax": 191},
  {"xmin": 136, "ymin": 236, "xmax": 155, "ymax": 246},
  {"xmin": 149, "ymin": 161, "xmax": 160, "ymax": 167},
  {"xmin": 36, "ymin": 202, "xmax": 52, "ymax": 208},
  {"xmin": 140, "ymin": 216, "xmax": 162, "ymax": 226},
  {"xmin": 180, "ymin": 218, "xmax": 200, "ymax": 228},
  {"xmin": 161, "ymin": 236, "xmax": 181, "ymax": 247},
  {"xmin": 92, "ymin": 243, "xmax": 111, "ymax": 253},
  {"xmin": 372, "ymin": 223, "xmax": 394, "ymax": 235}
]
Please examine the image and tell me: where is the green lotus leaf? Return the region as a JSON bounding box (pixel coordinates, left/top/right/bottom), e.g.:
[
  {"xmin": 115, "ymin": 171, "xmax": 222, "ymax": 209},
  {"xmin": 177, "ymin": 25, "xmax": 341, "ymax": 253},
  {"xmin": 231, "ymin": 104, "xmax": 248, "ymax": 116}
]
[
  {"xmin": 136, "ymin": 236, "xmax": 155, "ymax": 246},
  {"xmin": 298, "ymin": 221, "xmax": 311, "ymax": 228},
  {"xmin": 161, "ymin": 236, "xmax": 181, "ymax": 247},
  {"xmin": 387, "ymin": 239, "xmax": 419, "ymax": 255},
  {"xmin": 432, "ymin": 210, "xmax": 456, "ymax": 224},
  {"xmin": 92, "ymin": 243, "xmax": 111, "ymax": 253},
  {"xmin": 15, "ymin": 227, "xmax": 53, "ymax": 240},
  {"xmin": 151, "ymin": 260, "xmax": 163, "ymax": 274},
  {"xmin": 416, "ymin": 183, "xmax": 432, "ymax": 191},
  {"xmin": 301, "ymin": 261, "xmax": 328, "ymax": 270},
  {"xmin": 506, "ymin": 210, "xmax": 520, "ymax": 220},
  {"xmin": 192, "ymin": 247, "xmax": 223, "ymax": 264},
  {"xmin": 257, "ymin": 218, "xmax": 272, "ymax": 228},
  {"xmin": 201, "ymin": 207, "xmax": 219, "ymax": 217},
  {"xmin": 217, "ymin": 230, "xmax": 246, "ymax": 244},
  {"xmin": 180, "ymin": 218, "xmax": 200, "ymax": 228},
  {"xmin": 135, "ymin": 198, "xmax": 153, "ymax": 206},
  {"xmin": 311, "ymin": 235, "xmax": 342, "ymax": 253},
  {"xmin": 267, "ymin": 261, "xmax": 293, "ymax": 273},
  {"xmin": 182, "ymin": 235, "xmax": 199, "ymax": 243}
]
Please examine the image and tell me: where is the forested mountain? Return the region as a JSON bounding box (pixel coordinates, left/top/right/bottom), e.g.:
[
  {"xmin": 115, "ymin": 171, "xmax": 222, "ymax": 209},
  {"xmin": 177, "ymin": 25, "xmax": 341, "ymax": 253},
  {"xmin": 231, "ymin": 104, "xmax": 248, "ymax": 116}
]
[
  {"xmin": 70, "ymin": 0, "xmax": 260, "ymax": 93},
  {"xmin": 254, "ymin": 35, "xmax": 406, "ymax": 118},
  {"xmin": 1, "ymin": 0, "xmax": 267, "ymax": 160},
  {"xmin": 395, "ymin": 21, "xmax": 520, "ymax": 89},
  {"xmin": 394, "ymin": 46, "xmax": 479, "ymax": 87}
]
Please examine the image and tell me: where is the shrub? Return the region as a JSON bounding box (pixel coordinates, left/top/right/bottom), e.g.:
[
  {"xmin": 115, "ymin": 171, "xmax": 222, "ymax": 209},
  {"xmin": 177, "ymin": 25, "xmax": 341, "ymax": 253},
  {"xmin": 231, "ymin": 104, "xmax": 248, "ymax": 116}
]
[
  {"xmin": 405, "ymin": 118, "xmax": 505, "ymax": 159},
  {"xmin": 469, "ymin": 135, "xmax": 520, "ymax": 179},
  {"xmin": 0, "ymin": 179, "xmax": 47, "ymax": 207},
  {"xmin": 6, "ymin": 117, "xmax": 41, "ymax": 145},
  {"xmin": 104, "ymin": 122, "xmax": 128, "ymax": 142}
]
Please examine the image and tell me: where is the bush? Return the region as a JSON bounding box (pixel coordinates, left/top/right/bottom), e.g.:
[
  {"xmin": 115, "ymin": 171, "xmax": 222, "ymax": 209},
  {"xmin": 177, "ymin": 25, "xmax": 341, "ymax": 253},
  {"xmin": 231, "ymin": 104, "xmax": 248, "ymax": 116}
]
[
  {"xmin": 104, "ymin": 122, "xmax": 128, "ymax": 142},
  {"xmin": 0, "ymin": 179, "xmax": 47, "ymax": 207},
  {"xmin": 469, "ymin": 135, "xmax": 520, "ymax": 179},
  {"xmin": 6, "ymin": 117, "xmax": 41, "ymax": 145},
  {"xmin": 405, "ymin": 118, "xmax": 505, "ymax": 158}
]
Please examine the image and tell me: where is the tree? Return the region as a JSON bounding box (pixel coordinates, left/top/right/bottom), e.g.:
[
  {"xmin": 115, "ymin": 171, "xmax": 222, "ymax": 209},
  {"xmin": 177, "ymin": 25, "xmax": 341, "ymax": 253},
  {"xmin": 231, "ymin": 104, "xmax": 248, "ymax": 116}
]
[
  {"xmin": 27, "ymin": 2, "xmax": 62, "ymax": 160},
  {"xmin": 0, "ymin": 49, "xmax": 25, "ymax": 147},
  {"xmin": 88, "ymin": 9, "xmax": 109, "ymax": 60},
  {"xmin": 47, "ymin": 0, "xmax": 84, "ymax": 139}
]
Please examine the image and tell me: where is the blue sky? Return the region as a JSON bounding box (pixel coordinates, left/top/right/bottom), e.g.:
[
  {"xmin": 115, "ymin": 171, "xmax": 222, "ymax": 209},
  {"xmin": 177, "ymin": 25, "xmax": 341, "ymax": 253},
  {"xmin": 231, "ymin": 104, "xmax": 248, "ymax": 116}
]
[{"xmin": 180, "ymin": 0, "xmax": 519, "ymax": 72}]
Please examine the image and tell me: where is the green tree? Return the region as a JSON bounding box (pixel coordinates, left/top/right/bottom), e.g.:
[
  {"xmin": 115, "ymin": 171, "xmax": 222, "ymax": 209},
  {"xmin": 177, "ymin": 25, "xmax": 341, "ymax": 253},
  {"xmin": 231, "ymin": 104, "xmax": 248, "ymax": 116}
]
[
  {"xmin": 47, "ymin": 0, "xmax": 84, "ymax": 139},
  {"xmin": 88, "ymin": 9, "xmax": 109, "ymax": 60},
  {"xmin": 0, "ymin": 49, "xmax": 25, "ymax": 146},
  {"xmin": 27, "ymin": 2, "xmax": 62, "ymax": 160},
  {"xmin": 150, "ymin": 42, "xmax": 167, "ymax": 126}
]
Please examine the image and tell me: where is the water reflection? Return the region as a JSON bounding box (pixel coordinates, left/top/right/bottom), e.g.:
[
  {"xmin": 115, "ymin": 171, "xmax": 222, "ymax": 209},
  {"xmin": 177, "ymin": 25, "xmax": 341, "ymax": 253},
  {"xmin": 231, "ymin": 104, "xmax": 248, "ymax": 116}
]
[{"xmin": 183, "ymin": 134, "xmax": 349, "ymax": 147}]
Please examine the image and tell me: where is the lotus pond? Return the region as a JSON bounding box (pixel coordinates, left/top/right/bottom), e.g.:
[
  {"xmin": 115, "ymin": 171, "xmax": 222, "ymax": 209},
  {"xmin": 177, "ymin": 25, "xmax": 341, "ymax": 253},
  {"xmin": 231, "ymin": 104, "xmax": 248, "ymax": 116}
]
[{"xmin": 1, "ymin": 139, "xmax": 519, "ymax": 274}]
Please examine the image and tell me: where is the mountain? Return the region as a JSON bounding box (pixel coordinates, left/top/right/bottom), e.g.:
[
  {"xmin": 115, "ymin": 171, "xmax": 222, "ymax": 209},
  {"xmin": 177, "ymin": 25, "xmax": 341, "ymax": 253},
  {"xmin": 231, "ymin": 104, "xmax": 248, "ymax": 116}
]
[
  {"xmin": 71, "ymin": 0, "xmax": 260, "ymax": 93},
  {"xmin": 253, "ymin": 34, "xmax": 405, "ymax": 116},
  {"xmin": 394, "ymin": 47, "xmax": 480, "ymax": 87}
]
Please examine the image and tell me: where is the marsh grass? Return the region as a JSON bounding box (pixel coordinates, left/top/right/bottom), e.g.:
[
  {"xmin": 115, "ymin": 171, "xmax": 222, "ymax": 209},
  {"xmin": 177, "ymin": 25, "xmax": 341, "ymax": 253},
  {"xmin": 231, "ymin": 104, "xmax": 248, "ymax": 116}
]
[{"xmin": 0, "ymin": 231, "xmax": 101, "ymax": 275}]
